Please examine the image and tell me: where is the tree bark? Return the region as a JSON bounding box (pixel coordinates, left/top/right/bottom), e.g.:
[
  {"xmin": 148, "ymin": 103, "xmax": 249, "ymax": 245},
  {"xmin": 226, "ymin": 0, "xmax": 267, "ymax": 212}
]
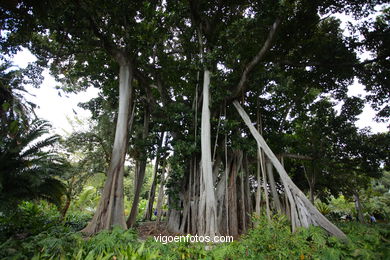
[
  {"xmin": 255, "ymin": 147, "xmax": 262, "ymax": 216},
  {"xmin": 229, "ymin": 19, "xmax": 281, "ymax": 99},
  {"xmin": 266, "ymin": 160, "xmax": 282, "ymax": 212},
  {"xmin": 259, "ymin": 147, "xmax": 270, "ymax": 219},
  {"xmin": 239, "ymin": 158, "xmax": 246, "ymax": 233},
  {"xmin": 228, "ymin": 152, "xmax": 239, "ymax": 237},
  {"xmin": 156, "ymin": 163, "xmax": 167, "ymax": 224},
  {"xmin": 244, "ymin": 154, "xmax": 252, "ymax": 228},
  {"xmin": 82, "ymin": 56, "xmax": 132, "ymax": 235},
  {"xmin": 353, "ymin": 191, "xmax": 364, "ymax": 223},
  {"xmin": 198, "ymin": 70, "xmax": 219, "ymax": 237},
  {"xmin": 144, "ymin": 132, "xmax": 164, "ymax": 221},
  {"xmin": 61, "ymin": 194, "xmax": 71, "ymax": 220},
  {"xmin": 303, "ymin": 164, "xmax": 316, "ymax": 204},
  {"xmin": 127, "ymin": 104, "xmax": 150, "ymax": 227}
]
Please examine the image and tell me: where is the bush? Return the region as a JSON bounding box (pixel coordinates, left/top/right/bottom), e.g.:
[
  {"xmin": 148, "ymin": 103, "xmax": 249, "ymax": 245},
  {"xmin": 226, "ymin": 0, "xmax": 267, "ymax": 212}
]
[
  {"xmin": 210, "ymin": 215, "xmax": 390, "ymax": 259},
  {"xmin": 63, "ymin": 211, "xmax": 92, "ymax": 231},
  {"xmin": 0, "ymin": 201, "xmax": 61, "ymax": 243},
  {"xmin": 83, "ymin": 226, "xmax": 138, "ymax": 255},
  {"xmin": 145, "ymin": 238, "xmax": 208, "ymax": 260},
  {"xmin": 1, "ymin": 211, "xmax": 389, "ymax": 259},
  {"xmin": 211, "ymin": 215, "xmax": 327, "ymax": 259},
  {"xmin": 0, "ymin": 225, "xmax": 82, "ymax": 259}
]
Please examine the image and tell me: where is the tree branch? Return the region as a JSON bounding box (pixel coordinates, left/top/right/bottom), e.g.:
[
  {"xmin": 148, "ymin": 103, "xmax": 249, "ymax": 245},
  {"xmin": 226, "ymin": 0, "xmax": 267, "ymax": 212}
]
[{"xmin": 229, "ymin": 18, "xmax": 281, "ymax": 100}]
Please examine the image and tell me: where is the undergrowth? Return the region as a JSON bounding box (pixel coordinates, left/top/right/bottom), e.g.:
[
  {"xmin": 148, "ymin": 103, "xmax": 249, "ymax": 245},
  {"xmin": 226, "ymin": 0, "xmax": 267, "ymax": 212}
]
[{"xmin": 1, "ymin": 210, "xmax": 389, "ymax": 259}]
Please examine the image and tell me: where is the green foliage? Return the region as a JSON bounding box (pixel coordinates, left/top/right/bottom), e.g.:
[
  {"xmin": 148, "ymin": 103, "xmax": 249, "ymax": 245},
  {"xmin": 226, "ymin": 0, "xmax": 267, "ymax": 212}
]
[
  {"xmin": 71, "ymin": 185, "xmax": 101, "ymax": 213},
  {"xmin": 1, "ymin": 211, "xmax": 389, "ymax": 259},
  {"xmin": 361, "ymin": 171, "xmax": 390, "ymax": 220},
  {"xmin": 144, "ymin": 238, "xmax": 208, "ymax": 260},
  {"xmin": 211, "ymin": 215, "xmax": 327, "ymax": 259},
  {"xmin": 83, "ymin": 226, "xmax": 137, "ymax": 255},
  {"xmin": 0, "ymin": 119, "xmax": 67, "ymax": 210},
  {"xmin": 316, "ymin": 201, "xmax": 331, "ymax": 216},
  {"xmin": 0, "ymin": 225, "xmax": 82, "ymax": 260},
  {"xmin": 63, "ymin": 211, "xmax": 92, "ymax": 231},
  {"xmin": 328, "ymin": 195, "xmax": 355, "ymax": 219},
  {"xmin": 136, "ymin": 199, "xmax": 148, "ymax": 221},
  {"xmin": 0, "ymin": 221, "xmax": 154, "ymax": 259},
  {"xmin": 327, "ymin": 222, "xmax": 390, "ymax": 259},
  {"xmin": 1, "ymin": 61, "xmax": 67, "ymax": 211},
  {"xmin": 211, "ymin": 215, "xmax": 390, "ymax": 260},
  {"xmin": 0, "ymin": 201, "xmax": 60, "ymax": 243}
]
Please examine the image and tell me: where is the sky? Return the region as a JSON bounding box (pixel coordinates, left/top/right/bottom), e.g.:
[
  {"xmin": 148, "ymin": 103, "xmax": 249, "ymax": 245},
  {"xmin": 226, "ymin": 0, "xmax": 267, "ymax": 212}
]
[{"xmin": 13, "ymin": 49, "xmax": 100, "ymax": 136}]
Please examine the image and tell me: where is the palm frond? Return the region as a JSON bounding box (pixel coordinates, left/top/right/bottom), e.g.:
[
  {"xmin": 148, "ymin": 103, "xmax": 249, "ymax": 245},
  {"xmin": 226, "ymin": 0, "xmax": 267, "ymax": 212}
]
[{"xmin": 0, "ymin": 119, "xmax": 67, "ymax": 208}]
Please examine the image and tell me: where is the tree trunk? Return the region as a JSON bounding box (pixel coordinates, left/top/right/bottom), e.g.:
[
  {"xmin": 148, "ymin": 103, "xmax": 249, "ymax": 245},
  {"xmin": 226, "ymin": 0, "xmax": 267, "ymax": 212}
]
[
  {"xmin": 228, "ymin": 152, "xmax": 239, "ymax": 237},
  {"xmin": 244, "ymin": 154, "xmax": 252, "ymax": 228},
  {"xmin": 155, "ymin": 163, "xmax": 167, "ymax": 224},
  {"xmin": 190, "ymin": 158, "xmax": 199, "ymax": 234},
  {"xmin": 224, "ymin": 135, "xmax": 229, "ymax": 235},
  {"xmin": 233, "ymin": 101, "xmax": 347, "ymax": 240},
  {"xmin": 198, "ymin": 70, "xmax": 218, "ymax": 237},
  {"xmin": 259, "ymin": 147, "xmax": 270, "ymax": 219},
  {"xmin": 255, "ymin": 149, "xmax": 262, "ymax": 216},
  {"xmin": 309, "ymin": 185, "xmax": 314, "ymax": 204},
  {"xmin": 144, "ymin": 132, "xmax": 164, "ymax": 221},
  {"xmin": 266, "ymin": 160, "xmax": 282, "ymax": 212},
  {"xmin": 61, "ymin": 194, "xmax": 71, "ymax": 220},
  {"xmin": 127, "ymin": 104, "xmax": 150, "ymax": 227},
  {"xmin": 303, "ymin": 164, "xmax": 315, "ymax": 204},
  {"xmin": 353, "ymin": 191, "xmax": 364, "ymax": 223},
  {"xmin": 239, "ymin": 161, "xmax": 246, "ymax": 233},
  {"xmin": 82, "ymin": 56, "xmax": 132, "ymax": 235}
]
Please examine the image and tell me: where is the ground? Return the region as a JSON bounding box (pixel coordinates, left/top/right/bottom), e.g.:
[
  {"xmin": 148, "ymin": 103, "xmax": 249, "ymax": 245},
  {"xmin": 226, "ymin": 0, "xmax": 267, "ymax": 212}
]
[{"xmin": 136, "ymin": 221, "xmax": 181, "ymax": 240}]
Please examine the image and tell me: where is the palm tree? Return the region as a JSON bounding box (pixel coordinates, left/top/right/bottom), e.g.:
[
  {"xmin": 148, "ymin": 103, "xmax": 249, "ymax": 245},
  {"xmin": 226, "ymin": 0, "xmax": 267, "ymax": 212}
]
[
  {"xmin": 0, "ymin": 119, "xmax": 66, "ymax": 211},
  {"xmin": 1, "ymin": 60, "xmax": 66, "ymax": 210}
]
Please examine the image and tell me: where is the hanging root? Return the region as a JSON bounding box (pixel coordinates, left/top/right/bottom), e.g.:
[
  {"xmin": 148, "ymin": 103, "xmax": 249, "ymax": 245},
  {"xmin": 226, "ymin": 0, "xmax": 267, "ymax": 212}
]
[{"xmin": 233, "ymin": 101, "xmax": 347, "ymax": 240}]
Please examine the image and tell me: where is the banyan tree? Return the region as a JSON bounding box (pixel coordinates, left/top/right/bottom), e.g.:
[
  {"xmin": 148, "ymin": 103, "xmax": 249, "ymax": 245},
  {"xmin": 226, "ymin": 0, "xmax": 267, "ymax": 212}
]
[{"xmin": 4, "ymin": 0, "xmax": 388, "ymax": 240}]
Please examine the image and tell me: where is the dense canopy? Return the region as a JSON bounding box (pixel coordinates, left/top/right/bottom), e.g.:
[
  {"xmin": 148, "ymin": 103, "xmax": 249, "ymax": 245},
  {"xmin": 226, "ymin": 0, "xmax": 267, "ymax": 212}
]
[{"xmin": 0, "ymin": 0, "xmax": 389, "ymax": 258}]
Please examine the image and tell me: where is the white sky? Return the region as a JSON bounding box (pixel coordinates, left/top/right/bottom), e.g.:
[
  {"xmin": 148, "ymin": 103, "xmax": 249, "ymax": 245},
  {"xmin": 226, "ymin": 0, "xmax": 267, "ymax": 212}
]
[
  {"xmin": 332, "ymin": 9, "xmax": 389, "ymax": 133},
  {"xmin": 13, "ymin": 49, "xmax": 99, "ymax": 136}
]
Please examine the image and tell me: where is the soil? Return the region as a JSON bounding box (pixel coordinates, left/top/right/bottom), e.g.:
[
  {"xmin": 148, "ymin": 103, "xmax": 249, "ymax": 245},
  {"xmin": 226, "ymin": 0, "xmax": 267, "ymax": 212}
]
[{"xmin": 136, "ymin": 221, "xmax": 182, "ymax": 240}]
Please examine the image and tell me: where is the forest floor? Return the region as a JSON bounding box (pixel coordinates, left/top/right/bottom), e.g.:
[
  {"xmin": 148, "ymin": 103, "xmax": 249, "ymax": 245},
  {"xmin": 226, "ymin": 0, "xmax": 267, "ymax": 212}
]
[
  {"xmin": 136, "ymin": 221, "xmax": 243, "ymax": 241},
  {"xmin": 136, "ymin": 221, "xmax": 181, "ymax": 240}
]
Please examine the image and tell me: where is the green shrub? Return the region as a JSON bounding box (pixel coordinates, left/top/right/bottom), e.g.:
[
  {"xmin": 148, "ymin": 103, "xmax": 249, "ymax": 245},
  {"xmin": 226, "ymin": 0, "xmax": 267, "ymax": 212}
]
[
  {"xmin": 0, "ymin": 201, "xmax": 61, "ymax": 243},
  {"xmin": 316, "ymin": 201, "xmax": 331, "ymax": 216},
  {"xmin": 211, "ymin": 215, "xmax": 327, "ymax": 259},
  {"xmin": 63, "ymin": 211, "xmax": 92, "ymax": 231},
  {"xmin": 0, "ymin": 225, "xmax": 82, "ymax": 259},
  {"xmin": 327, "ymin": 222, "xmax": 390, "ymax": 259},
  {"xmin": 1, "ymin": 211, "xmax": 389, "ymax": 259},
  {"xmin": 210, "ymin": 216, "xmax": 390, "ymax": 260},
  {"xmin": 83, "ymin": 226, "xmax": 138, "ymax": 255},
  {"xmin": 145, "ymin": 238, "xmax": 208, "ymax": 260}
]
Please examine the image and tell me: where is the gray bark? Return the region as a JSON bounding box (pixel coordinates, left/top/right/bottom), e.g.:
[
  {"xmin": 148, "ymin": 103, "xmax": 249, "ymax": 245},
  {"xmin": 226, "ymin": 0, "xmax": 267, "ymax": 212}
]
[
  {"xmin": 255, "ymin": 150, "xmax": 262, "ymax": 216},
  {"xmin": 266, "ymin": 160, "xmax": 282, "ymax": 212},
  {"xmin": 354, "ymin": 191, "xmax": 364, "ymax": 223},
  {"xmin": 155, "ymin": 164, "xmax": 167, "ymax": 224},
  {"xmin": 259, "ymin": 148, "xmax": 270, "ymax": 219},
  {"xmin": 240, "ymin": 165, "xmax": 246, "ymax": 232},
  {"xmin": 127, "ymin": 105, "xmax": 150, "ymax": 227},
  {"xmin": 82, "ymin": 56, "xmax": 132, "ymax": 235},
  {"xmin": 228, "ymin": 152, "xmax": 239, "ymax": 236},
  {"xmin": 198, "ymin": 70, "xmax": 218, "ymax": 237},
  {"xmin": 144, "ymin": 132, "xmax": 165, "ymax": 221}
]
